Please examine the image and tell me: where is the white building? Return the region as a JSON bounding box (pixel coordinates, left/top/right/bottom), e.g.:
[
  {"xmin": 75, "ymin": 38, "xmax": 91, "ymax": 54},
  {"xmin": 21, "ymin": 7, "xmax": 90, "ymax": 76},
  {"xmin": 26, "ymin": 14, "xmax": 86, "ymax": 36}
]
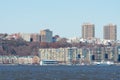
[
  {"xmin": 39, "ymin": 47, "xmax": 84, "ymax": 64},
  {"xmin": 67, "ymin": 37, "xmax": 80, "ymax": 43},
  {"xmin": 19, "ymin": 33, "xmax": 31, "ymax": 42},
  {"xmin": 18, "ymin": 56, "xmax": 33, "ymax": 64}
]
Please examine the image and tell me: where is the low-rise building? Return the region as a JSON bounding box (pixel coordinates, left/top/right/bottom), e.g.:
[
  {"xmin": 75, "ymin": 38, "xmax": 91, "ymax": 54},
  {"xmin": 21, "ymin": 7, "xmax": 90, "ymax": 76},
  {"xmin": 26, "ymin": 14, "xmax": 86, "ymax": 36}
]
[
  {"xmin": 39, "ymin": 47, "xmax": 85, "ymax": 64},
  {"xmin": 18, "ymin": 56, "xmax": 33, "ymax": 64},
  {"xmin": 39, "ymin": 46, "xmax": 120, "ymax": 65}
]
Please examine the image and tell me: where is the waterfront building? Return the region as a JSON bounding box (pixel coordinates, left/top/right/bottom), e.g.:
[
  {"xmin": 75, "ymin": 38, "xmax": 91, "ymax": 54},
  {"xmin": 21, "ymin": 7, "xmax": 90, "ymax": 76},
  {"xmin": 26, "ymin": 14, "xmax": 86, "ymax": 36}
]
[
  {"xmin": 18, "ymin": 56, "xmax": 33, "ymax": 64},
  {"xmin": 39, "ymin": 48, "xmax": 77, "ymax": 63},
  {"xmin": 0, "ymin": 56, "xmax": 18, "ymax": 64},
  {"xmin": 39, "ymin": 47, "xmax": 117, "ymax": 65},
  {"xmin": 40, "ymin": 29, "xmax": 53, "ymax": 43},
  {"xmin": 115, "ymin": 46, "xmax": 120, "ymax": 62},
  {"xmin": 0, "ymin": 56, "xmax": 3, "ymax": 64},
  {"xmin": 82, "ymin": 23, "xmax": 95, "ymax": 39},
  {"xmin": 104, "ymin": 24, "xmax": 117, "ymax": 40},
  {"xmin": 90, "ymin": 46, "xmax": 120, "ymax": 63},
  {"xmin": 0, "ymin": 46, "xmax": 120, "ymax": 65},
  {"xmin": 39, "ymin": 47, "xmax": 87, "ymax": 64}
]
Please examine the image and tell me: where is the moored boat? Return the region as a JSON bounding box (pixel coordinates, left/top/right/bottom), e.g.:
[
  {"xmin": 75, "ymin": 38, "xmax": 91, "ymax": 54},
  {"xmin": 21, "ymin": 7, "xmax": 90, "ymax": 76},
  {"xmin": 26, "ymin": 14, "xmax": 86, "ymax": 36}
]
[{"xmin": 92, "ymin": 61, "xmax": 114, "ymax": 66}]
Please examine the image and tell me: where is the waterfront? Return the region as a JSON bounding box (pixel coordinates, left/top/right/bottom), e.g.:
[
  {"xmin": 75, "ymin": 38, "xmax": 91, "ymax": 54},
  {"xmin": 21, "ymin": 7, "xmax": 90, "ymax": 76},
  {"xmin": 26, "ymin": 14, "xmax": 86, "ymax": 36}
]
[{"xmin": 0, "ymin": 65, "xmax": 120, "ymax": 80}]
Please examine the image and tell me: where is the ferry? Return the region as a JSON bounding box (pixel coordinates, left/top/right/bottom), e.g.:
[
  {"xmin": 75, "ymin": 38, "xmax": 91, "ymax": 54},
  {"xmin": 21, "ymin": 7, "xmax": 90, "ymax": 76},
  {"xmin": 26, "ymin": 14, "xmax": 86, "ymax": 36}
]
[{"xmin": 40, "ymin": 60, "xmax": 59, "ymax": 66}]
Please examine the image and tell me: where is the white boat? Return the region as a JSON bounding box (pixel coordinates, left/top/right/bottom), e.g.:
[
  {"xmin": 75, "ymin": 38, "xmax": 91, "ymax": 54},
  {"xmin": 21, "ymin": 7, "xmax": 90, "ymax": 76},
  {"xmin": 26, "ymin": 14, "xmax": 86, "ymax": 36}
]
[
  {"xmin": 92, "ymin": 61, "xmax": 114, "ymax": 66},
  {"xmin": 40, "ymin": 60, "xmax": 59, "ymax": 66}
]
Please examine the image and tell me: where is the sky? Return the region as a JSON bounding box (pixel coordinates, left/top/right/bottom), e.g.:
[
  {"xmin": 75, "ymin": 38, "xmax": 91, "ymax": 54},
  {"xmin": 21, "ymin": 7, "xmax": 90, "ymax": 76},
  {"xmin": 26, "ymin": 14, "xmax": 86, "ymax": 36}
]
[{"xmin": 0, "ymin": 0, "xmax": 120, "ymax": 40}]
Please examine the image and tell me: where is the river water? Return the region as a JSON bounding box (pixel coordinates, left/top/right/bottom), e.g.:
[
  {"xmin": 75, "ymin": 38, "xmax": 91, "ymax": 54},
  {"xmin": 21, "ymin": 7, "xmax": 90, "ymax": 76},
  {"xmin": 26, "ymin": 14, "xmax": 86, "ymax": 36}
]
[{"xmin": 0, "ymin": 65, "xmax": 120, "ymax": 80}]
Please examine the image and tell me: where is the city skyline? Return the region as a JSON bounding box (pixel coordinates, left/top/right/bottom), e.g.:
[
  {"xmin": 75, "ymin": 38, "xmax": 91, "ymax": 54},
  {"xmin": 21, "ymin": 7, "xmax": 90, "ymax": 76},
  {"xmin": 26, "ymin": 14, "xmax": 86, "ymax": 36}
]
[{"xmin": 0, "ymin": 0, "xmax": 120, "ymax": 40}]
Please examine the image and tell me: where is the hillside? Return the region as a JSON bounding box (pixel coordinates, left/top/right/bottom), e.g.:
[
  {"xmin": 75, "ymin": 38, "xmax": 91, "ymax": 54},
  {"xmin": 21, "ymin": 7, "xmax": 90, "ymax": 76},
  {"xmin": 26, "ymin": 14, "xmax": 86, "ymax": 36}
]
[{"xmin": 0, "ymin": 39, "xmax": 39, "ymax": 56}]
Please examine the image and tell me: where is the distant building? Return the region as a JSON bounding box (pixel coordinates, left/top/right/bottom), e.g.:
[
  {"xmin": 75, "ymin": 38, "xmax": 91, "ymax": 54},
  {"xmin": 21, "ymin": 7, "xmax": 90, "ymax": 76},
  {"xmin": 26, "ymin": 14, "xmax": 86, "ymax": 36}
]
[
  {"xmin": 67, "ymin": 37, "xmax": 80, "ymax": 43},
  {"xmin": 19, "ymin": 33, "xmax": 31, "ymax": 42},
  {"xmin": 40, "ymin": 29, "xmax": 53, "ymax": 43},
  {"xmin": 30, "ymin": 33, "xmax": 40, "ymax": 42},
  {"xmin": 103, "ymin": 24, "xmax": 117, "ymax": 40},
  {"xmin": 6, "ymin": 33, "xmax": 21, "ymax": 40},
  {"xmin": 19, "ymin": 33, "xmax": 40, "ymax": 42},
  {"xmin": 0, "ymin": 33, "xmax": 8, "ymax": 39},
  {"xmin": 52, "ymin": 35, "xmax": 60, "ymax": 42},
  {"xmin": 82, "ymin": 23, "xmax": 95, "ymax": 39}
]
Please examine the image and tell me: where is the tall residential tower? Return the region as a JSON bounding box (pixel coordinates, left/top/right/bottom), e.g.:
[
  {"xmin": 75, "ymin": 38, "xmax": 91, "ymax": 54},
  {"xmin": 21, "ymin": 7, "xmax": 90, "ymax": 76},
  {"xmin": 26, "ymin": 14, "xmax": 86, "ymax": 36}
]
[
  {"xmin": 103, "ymin": 24, "xmax": 117, "ymax": 40},
  {"xmin": 40, "ymin": 29, "xmax": 53, "ymax": 43},
  {"xmin": 82, "ymin": 23, "xmax": 95, "ymax": 39}
]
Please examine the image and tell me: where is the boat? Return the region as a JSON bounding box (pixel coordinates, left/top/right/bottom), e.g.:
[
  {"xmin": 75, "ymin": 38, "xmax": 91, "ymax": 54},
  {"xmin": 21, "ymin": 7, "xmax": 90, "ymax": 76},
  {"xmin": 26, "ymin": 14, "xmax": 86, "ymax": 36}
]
[
  {"xmin": 40, "ymin": 60, "xmax": 59, "ymax": 66},
  {"xmin": 92, "ymin": 61, "xmax": 114, "ymax": 66}
]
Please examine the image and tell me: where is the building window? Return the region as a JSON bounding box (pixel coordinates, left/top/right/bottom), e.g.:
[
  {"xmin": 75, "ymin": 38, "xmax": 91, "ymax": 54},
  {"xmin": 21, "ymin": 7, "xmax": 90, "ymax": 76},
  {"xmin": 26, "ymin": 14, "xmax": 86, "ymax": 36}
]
[
  {"xmin": 91, "ymin": 55, "xmax": 95, "ymax": 60},
  {"xmin": 78, "ymin": 54, "xmax": 81, "ymax": 58},
  {"xmin": 105, "ymin": 54, "xmax": 108, "ymax": 59},
  {"xmin": 118, "ymin": 55, "xmax": 120, "ymax": 62},
  {"xmin": 30, "ymin": 38, "xmax": 33, "ymax": 42}
]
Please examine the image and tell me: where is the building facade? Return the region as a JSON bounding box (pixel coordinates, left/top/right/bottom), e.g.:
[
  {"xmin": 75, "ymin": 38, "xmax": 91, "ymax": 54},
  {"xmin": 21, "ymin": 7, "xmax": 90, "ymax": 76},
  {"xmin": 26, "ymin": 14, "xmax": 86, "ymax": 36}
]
[
  {"xmin": 82, "ymin": 23, "xmax": 95, "ymax": 39},
  {"xmin": 19, "ymin": 33, "xmax": 31, "ymax": 42},
  {"xmin": 40, "ymin": 29, "xmax": 53, "ymax": 43},
  {"xmin": 30, "ymin": 33, "xmax": 40, "ymax": 42},
  {"xmin": 39, "ymin": 46, "xmax": 120, "ymax": 64},
  {"xmin": 19, "ymin": 33, "xmax": 41, "ymax": 42},
  {"xmin": 103, "ymin": 24, "xmax": 117, "ymax": 40},
  {"xmin": 39, "ymin": 48, "xmax": 83, "ymax": 64}
]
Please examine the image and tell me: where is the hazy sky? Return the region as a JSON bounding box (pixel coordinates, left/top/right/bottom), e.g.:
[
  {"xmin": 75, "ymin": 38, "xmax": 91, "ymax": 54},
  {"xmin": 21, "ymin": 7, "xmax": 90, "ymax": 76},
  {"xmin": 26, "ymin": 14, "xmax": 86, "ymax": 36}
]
[{"xmin": 0, "ymin": 0, "xmax": 120, "ymax": 40}]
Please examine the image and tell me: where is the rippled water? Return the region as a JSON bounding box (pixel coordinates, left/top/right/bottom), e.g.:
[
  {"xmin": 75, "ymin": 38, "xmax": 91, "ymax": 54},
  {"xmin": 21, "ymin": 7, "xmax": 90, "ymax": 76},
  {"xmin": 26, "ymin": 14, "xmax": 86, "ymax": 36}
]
[{"xmin": 0, "ymin": 65, "xmax": 120, "ymax": 80}]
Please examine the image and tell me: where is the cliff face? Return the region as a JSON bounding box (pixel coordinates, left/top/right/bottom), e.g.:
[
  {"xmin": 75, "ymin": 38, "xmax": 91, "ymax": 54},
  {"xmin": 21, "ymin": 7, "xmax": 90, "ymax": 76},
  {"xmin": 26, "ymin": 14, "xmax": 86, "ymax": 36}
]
[{"xmin": 0, "ymin": 39, "xmax": 39, "ymax": 56}]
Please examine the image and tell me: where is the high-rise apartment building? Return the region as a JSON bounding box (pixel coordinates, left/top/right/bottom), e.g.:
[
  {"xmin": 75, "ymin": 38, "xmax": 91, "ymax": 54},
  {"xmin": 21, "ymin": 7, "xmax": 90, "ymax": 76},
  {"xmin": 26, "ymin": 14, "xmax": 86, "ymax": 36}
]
[
  {"xmin": 82, "ymin": 23, "xmax": 95, "ymax": 39},
  {"xmin": 104, "ymin": 24, "xmax": 117, "ymax": 40},
  {"xmin": 40, "ymin": 29, "xmax": 53, "ymax": 43}
]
